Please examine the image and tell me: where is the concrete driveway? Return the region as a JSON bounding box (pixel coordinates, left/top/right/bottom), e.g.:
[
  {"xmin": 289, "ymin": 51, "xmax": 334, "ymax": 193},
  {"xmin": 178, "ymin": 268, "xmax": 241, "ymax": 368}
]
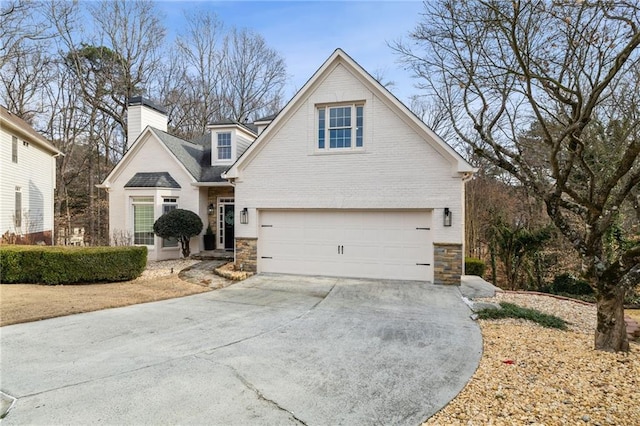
[{"xmin": 0, "ymin": 274, "xmax": 482, "ymax": 425}]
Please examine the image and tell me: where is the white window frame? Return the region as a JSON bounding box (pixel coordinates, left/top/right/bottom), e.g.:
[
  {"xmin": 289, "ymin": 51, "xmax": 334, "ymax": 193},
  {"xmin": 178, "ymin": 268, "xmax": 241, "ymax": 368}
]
[
  {"xmin": 12, "ymin": 136, "xmax": 18, "ymax": 163},
  {"xmin": 14, "ymin": 186, "xmax": 21, "ymax": 230},
  {"xmin": 316, "ymin": 103, "xmax": 364, "ymax": 152},
  {"xmin": 131, "ymin": 196, "xmax": 155, "ymax": 247},
  {"xmin": 161, "ymin": 197, "xmax": 179, "ymax": 248},
  {"xmin": 216, "ymin": 132, "xmax": 233, "ymax": 162}
]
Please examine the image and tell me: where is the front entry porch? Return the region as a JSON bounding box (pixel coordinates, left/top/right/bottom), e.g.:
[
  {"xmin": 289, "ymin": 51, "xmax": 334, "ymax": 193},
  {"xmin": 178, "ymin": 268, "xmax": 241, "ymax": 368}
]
[{"xmin": 206, "ymin": 186, "xmax": 235, "ymax": 252}]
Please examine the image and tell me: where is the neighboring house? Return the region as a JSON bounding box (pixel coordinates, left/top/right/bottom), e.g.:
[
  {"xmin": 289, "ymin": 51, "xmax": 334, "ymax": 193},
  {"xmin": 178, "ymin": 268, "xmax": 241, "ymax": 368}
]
[
  {"xmin": 0, "ymin": 106, "xmax": 62, "ymax": 245},
  {"xmin": 101, "ymin": 49, "xmax": 475, "ymax": 284}
]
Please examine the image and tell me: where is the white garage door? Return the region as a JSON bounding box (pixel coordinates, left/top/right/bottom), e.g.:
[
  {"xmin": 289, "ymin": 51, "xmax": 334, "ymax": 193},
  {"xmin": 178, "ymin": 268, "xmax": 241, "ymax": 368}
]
[{"xmin": 258, "ymin": 210, "xmax": 432, "ymax": 281}]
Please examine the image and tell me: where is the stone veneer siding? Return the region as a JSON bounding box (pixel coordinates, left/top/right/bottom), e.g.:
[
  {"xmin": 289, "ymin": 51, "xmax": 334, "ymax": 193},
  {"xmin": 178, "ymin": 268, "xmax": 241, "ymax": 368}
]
[
  {"xmin": 434, "ymin": 243, "xmax": 463, "ymax": 285},
  {"xmin": 206, "ymin": 186, "xmax": 234, "ymax": 228},
  {"xmin": 235, "ymin": 237, "xmax": 257, "ymax": 273}
]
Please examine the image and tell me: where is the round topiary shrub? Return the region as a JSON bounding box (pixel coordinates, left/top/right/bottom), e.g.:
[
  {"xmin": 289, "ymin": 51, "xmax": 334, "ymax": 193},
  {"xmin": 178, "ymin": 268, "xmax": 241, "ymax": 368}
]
[{"xmin": 153, "ymin": 209, "xmax": 203, "ymax": 258}]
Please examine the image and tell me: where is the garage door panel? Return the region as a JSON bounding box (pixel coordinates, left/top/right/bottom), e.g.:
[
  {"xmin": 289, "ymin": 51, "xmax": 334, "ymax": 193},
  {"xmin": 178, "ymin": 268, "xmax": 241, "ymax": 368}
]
[{"xmin": 258, "ymin": 210, "xmax": 432, "ymax": 281}]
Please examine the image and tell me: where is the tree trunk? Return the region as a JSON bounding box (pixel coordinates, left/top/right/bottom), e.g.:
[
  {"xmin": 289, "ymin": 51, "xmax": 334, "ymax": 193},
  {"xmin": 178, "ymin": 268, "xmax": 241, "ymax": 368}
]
[
  {"xmin": 180, "ymin": 237, "xmax": 190, "ymax": 258},
  {"xmin": 595, "ymin": 282, "xmax": 629, "ymax": 352}
]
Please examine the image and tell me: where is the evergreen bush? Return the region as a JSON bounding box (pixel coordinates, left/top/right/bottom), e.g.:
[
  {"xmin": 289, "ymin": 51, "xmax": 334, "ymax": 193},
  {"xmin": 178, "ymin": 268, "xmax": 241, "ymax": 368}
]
[
  {"xmin": 551, "ymin": 273, "xmax": 594, "ymax": 296},
  {"xmin": 465, "ymin": 257, "xmax": 486, "ymax": 276},
  {"xmin": 0, "ymin": 246, "xmax": 147, "ymax": 284}
]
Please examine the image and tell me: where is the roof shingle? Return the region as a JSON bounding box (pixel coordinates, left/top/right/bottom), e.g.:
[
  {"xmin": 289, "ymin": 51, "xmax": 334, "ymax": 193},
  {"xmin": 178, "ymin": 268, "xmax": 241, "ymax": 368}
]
[{"xmin": 124, "ymin": 172, "xmax": 181, "ymax": 188}]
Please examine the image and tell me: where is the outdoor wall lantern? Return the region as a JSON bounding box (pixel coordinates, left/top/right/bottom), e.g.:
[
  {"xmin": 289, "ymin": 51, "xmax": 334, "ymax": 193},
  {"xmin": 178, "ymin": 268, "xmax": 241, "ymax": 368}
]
[
  {"xmin": 444, "ymin": 207, "xmax": 452, "ymax": 227},
  {"xmin": 207, "ymin": 203, "xmax": 214, "ymax": 215},
  {"xmin": 240, "ymin": 208, "xmax": 249, "ymax": 224}
]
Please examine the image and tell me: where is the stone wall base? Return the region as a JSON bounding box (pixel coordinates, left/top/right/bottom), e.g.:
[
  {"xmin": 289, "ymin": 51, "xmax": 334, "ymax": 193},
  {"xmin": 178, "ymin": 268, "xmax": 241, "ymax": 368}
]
[
  {"xmin": 434, "ymin": 243, "xmax": 463, "ymax": 286},
  {"xmin": 235, "ymin": 237, "xmax": 257, "ymax": 273}
]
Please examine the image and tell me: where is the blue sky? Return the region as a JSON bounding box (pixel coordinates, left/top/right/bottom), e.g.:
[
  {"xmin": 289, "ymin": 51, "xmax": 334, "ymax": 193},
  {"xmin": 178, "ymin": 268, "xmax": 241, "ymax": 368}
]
[{"xmin": 155, "ymin": 1, "xmax": 425, "ymax": 103}]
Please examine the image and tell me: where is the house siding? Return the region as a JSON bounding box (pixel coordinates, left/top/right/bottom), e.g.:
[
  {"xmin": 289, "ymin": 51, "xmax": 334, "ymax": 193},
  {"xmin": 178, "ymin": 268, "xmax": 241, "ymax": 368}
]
[
  {"xmin": 236, "ymin": 134, "xmax": 252, "ymax": 156},
  {"xmin": 107, "ymin": 132, "xmax": 203, "ymax": 260},
  {"xmin": 0, "ymin": 125, "xmax": 56, "ymax": 243},
  {"xmin": 230, "ymin": 59, "xmax": 469, "ymax": 283},
  {"xmin": 235, "ymin": 62, "xmax": 464, "ymax": 247}
]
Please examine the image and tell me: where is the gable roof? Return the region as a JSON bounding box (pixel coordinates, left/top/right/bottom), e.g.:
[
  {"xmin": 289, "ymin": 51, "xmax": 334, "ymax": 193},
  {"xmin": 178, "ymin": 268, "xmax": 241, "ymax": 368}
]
[
  {"xmin": 1, "ymin": 105, "xmax": 62, "ymax": 156},
  {"xmin": 124, "ymin": 172, "xmax": 181, "ymax": 188},
  {"xmin": 223, "ymin": 48, "xmax": 475, "ymax": 180},
  {"xmin": 149, "ymin": 128, "xmax": 203, "ymax": 180},
  {"xmin": 100, "ymin": 124, "xmax": 251, "ymax": 187}
]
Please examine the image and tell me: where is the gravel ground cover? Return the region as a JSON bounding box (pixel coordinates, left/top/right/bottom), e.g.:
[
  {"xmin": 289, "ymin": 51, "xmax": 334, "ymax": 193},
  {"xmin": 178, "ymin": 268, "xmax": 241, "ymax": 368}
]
[
  {"xmin": 140, "ymin": 258, "xmax": 199, "ymax": 279},
  {"xmin": 425, "ymin": 293, "xmax": 640, "ymax": 425}
]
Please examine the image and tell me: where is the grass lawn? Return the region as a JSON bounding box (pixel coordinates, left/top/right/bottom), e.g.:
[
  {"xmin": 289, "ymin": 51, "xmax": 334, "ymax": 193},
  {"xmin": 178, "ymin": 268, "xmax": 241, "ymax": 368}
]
[{"xmin": 0, "ymin": 276, "xmax": 210, "ymax": 327}]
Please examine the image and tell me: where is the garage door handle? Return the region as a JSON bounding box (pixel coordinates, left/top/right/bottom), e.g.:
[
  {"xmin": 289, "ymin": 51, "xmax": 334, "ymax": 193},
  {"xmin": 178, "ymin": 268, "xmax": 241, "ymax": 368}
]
[
  {"xmin": 337, "ymin": 245, "xmax": 344, "ymax": 254},
  {"xmin": 261, "ymin": 256, "xmax": 273, "ymax": 259},
  {"xmin": 416, "ymin": 263, "xmax": 431, "ymax": 266},
  {"xmin": 416, "ymin": 227, "xmax": 431, "ymax": 230}
]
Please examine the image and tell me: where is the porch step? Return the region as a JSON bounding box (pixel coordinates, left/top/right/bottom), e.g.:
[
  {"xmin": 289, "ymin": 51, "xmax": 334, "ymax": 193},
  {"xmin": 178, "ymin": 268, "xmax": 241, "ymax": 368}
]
[{"xmin": 191, "ymin": 250, "xmax": 234, "ymax": 261}]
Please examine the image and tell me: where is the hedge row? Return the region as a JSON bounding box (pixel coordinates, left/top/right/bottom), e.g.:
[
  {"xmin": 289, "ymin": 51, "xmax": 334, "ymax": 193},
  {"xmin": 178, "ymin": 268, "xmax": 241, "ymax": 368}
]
[
  {"xmin": 0, "ymin": 246, "xmax": 147, "ymax": 285},
  {"xmin": 465, "ymin": 257, "xmax": 486, "ymax": 277}
]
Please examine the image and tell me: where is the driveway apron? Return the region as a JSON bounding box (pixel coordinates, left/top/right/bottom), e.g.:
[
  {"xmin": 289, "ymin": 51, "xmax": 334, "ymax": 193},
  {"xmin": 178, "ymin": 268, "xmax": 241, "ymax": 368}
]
[{"xmin": 0, "ymin": 274, "xmax": 481, "ymax": 425}]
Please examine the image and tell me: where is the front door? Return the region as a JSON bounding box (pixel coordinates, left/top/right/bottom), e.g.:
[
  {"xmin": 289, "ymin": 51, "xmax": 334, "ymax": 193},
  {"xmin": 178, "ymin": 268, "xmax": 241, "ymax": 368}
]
[{"xmin": 224, "ymin": 204, "xmax": 235, "ymax": 251}]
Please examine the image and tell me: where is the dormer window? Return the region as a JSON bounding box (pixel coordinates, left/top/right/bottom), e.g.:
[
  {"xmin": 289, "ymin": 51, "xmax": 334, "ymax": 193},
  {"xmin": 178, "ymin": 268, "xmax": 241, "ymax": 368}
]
[{"xmin": 217, "ymin": 132, "xmax": 232, "ymax": 161}]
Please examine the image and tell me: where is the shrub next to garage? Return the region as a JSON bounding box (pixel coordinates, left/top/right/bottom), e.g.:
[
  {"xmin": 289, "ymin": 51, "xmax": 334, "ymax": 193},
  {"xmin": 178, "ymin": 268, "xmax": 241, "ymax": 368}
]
[
  {"xmin": 0, "ymin": 246, "xmax": 147, "ymax": 284},
  {"xmin": 465, "ymin": 257, "xmax": 486, "ymax": 277}
]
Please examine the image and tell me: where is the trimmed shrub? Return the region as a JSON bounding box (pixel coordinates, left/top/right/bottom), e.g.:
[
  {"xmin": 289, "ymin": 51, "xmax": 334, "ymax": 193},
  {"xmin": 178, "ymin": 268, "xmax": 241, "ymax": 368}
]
[
  {"xmin": 550, "ymin": 273, "xmax": 594, "ymax": 296},
  {"xmin": 153, "ymin": 209, "xmax": 203, "ymax": 258},
  {"xmin": 0, "ymin": 245, "xmax": 147, "ymax": 285},
  {"xmin": 465, "ymin": 257, "xmax": 486, "ymax": 276}
]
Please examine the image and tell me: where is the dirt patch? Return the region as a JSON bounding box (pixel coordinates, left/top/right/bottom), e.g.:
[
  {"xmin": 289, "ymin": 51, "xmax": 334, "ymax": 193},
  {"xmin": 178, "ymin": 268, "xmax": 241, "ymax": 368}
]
[
  {"xmin": 626, "ymin": 309, "xmax": 640, "ymax": 323},
  {"xmin": 0, "ymin": 260, "xmax": 210, "ymax": 327}
]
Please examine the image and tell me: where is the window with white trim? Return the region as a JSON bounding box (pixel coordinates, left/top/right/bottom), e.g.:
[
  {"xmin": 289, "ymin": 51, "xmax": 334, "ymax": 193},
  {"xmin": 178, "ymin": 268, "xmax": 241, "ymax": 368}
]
[
  {"xmin": 217, "ymin": 132, "xmax": 232, "ymax": 160},
  {"xmin": 161, "ymin": 198, "xmax": 179, "ymax": 247},
  {"xmin": 14, "ymin": 187, "xmax": 21, "ymax": 228},
  {"xmin": 132, "ymin": 196, "xmax": 154, "ymax": 246},
  {"xmin": 12, "ymin": 136, "xmax": 18, "ymax": 163},
  {"xmin": 317, "ymin": 104, "xmax": 364, "ymax": 150}
]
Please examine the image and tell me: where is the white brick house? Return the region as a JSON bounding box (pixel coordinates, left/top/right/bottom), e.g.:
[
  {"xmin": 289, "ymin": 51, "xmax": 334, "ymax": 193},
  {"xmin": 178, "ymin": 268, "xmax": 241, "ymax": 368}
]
[
  {"xmin": 101, "ymin": 50, "xmax": 474, "ymax": 284},
  {"xmin": 224, "ymin": 49, "xmax": 474, "ymax": 284},
  {"xmin": 99, "ymin": 97, "xmax": 255, "ymax": 260},
  {"xmin": 0, "ymin": 106, "xmax": 62, "ymax": 244}
]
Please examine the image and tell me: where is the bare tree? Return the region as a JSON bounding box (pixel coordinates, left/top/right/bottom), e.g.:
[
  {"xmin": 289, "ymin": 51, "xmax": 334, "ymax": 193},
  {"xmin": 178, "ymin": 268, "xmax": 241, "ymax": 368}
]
[
  {"xmin": 67, "ymin": 0, "xmax": 166, "ymax": 154},
  {"xmin": 159, "ymin": 9, "xmax": 227, "ymax": 139},
  {"xmin": 0, "ymin": 0, "xmax": 52, "ymax": 69},
  {"xmin": 161, "ymin": 14, "xmax": 287, "ymax": 137},
  {"xmin": 394, "ymin": 1, "xmax": 640, "ymax": 352},
  {"xmin": 220, "ymin": 28, "xmax": 287, "ymax": 123},
  {"xmin": 0, "ymin": 1, "xmax": 56, "ymax": 122}
]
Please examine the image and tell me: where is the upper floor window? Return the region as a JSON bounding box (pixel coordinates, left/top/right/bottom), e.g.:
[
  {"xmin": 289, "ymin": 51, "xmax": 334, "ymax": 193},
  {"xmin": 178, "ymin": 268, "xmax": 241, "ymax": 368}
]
[
  {"xmin": 12, "ymin": 136, "xmax": 18, "ymax": 163},
  {"xmin": 217, "ymin": 132, "xmax": 232, "ymax": 160},
  {"xmin": 317, "ymin": 104, "xmax": 364, "ymax": 151}
]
